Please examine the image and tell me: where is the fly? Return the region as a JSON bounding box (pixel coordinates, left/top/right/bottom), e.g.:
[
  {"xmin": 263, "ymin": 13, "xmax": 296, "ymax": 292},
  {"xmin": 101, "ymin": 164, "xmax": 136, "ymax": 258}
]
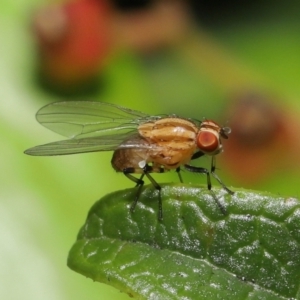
[{"xmin": 25, "ymin": 101, "xmax": 234, "ymax": 220}]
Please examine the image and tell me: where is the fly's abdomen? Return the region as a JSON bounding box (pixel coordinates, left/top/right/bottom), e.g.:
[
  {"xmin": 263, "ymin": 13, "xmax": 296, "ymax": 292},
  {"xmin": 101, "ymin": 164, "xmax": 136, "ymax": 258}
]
[
  {"xmin": 111, "ymin": 148, "xmax": 149, "ymax": 173},
  {"xmin": 111, "ymin": 135, "xmax": 151, "ymax": 172}
]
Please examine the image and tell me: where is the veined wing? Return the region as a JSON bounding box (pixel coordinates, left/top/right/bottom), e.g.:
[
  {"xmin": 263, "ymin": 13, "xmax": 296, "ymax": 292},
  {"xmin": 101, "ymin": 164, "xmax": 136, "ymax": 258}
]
[
  {"xmin": 25, "ymin": 132, "xmax": 163, "ymax": 156},
  {"xmin": 35, "ymin": 101, "xmax": 160, "ymax": 139}
]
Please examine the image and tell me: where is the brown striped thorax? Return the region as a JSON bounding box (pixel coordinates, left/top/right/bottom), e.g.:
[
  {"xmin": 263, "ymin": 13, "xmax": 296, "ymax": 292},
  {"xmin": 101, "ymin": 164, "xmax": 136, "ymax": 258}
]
[{"xmin": 25, "ymin": 101, "xmax": 233, "ymax": 219}]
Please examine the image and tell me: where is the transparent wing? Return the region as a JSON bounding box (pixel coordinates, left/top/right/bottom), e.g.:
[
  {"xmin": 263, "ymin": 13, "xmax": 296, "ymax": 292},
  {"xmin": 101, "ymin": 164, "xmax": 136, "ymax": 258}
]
[
  {"xmin": 25, "ymin": 101, "xmax": 162, "ymax": 156},
  {"xmin": 25, "ymin": 132, "xmax": 145, "ymax": 156},
  {"xmin": 25, "ymin": 132, "xmax": 165, "ymax": 156},
  {"xmin": 35, "ymin": 101, "xmax": 158, "ymax": 139}
]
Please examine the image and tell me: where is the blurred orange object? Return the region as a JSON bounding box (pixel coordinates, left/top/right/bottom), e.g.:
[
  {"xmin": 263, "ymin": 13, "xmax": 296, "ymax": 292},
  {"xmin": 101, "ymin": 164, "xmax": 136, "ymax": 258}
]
[
  {"xmin": 113, "ymin": 0, "xmax": 190, "ymax": 53},
  {"xmin": 221, "ymin": 92, "xmax": 300, "ymax": 185},
  {"xmin": 33, "ymin": 0, "xmax": 112, "ymax": 89}
]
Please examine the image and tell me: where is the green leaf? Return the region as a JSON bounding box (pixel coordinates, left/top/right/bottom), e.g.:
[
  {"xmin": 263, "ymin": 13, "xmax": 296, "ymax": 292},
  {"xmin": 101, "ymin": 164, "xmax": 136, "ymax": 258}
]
[{"xmin": 68, "ymin": 184, "xmax": 300, "ymax": 299}]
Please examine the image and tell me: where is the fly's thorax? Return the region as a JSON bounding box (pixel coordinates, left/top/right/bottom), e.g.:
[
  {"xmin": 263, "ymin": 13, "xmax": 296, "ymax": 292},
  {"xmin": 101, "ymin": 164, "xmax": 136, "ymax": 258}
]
[
  {"xmin": 138, "ymin": 117, "xmax": 198, "ymax": 144},
  {"xmin": 137, "ymin": 117, "xmax": 199, "ymax": 169}
]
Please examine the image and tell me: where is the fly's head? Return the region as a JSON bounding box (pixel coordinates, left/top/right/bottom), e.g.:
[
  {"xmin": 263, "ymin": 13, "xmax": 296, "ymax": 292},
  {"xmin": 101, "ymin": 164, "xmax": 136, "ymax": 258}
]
[{"xmin": 196, "ymin": 120, "xmax": 231, "ymax": 156}]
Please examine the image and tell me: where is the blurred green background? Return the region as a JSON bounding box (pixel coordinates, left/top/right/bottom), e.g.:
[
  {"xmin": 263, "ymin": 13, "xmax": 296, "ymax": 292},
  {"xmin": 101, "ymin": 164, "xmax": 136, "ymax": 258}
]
[{"xmin": 1, "ymin": 0, "xmax": 300, "ymax": 299}]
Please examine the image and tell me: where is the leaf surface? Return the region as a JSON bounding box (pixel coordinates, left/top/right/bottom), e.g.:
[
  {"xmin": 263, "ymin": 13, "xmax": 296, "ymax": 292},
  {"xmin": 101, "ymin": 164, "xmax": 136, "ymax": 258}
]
[{"xmin": 68, "ymin": 184, "xmax": 300, "ymax": 299}]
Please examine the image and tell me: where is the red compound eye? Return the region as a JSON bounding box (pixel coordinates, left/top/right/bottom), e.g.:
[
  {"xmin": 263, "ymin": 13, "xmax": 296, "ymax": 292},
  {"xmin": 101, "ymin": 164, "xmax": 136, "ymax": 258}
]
[{"xmin": 197, "ymin": 131, "xmax": 219, "ymax": 153}]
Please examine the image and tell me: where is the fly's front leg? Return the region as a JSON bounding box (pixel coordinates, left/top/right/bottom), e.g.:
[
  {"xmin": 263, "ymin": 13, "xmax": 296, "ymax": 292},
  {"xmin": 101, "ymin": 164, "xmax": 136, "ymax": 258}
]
[
  {"xmin": 186, "ymin": 150, "xmax": 211, "ymax": 189},
  {"xmin": 184, "ymin": 164, "xmax": 212, "ymax": 190},
  {"xmin": 184, "ymin": 151, "xmax": 207, "ymax": 184},
  {"xmin": 184, "ymin": 163, "xmax": 226, "ymax": 215},
  {"xmin": 191, "ymin": 151, "xmax": 205, "ymax": 161},
  {"xmin": 210, "ymin": 156, "xmax": 234, "ymax": 195}
]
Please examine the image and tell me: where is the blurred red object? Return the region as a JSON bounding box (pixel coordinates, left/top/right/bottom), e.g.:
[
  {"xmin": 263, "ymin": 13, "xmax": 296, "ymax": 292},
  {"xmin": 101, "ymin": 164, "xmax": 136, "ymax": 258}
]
[
  {"xmin": 32, "ymin": 0, "xmax": 190, "ymax": 93},
  {"xmin": 221, "ymin": 92, "xmax": 300, "ymax": 185},
  {"xmin": 33, "ymin": 0, "xmax": 112, "ymax": 89}
]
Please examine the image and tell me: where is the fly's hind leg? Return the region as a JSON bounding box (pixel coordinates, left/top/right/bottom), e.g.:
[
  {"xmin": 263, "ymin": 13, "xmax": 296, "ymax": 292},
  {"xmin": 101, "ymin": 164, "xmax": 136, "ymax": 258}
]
[
  {"xmin": 123, "ymin": 168, "xmax": 145, "ymax": 214},
  {"xmin": 123, "ymin": 164, "xmax": 163, "ymax": 220}
]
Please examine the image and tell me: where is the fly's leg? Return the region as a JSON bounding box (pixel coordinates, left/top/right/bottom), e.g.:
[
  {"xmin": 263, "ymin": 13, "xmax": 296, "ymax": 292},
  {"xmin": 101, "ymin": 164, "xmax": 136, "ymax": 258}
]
[
  {"xmin": 176, "ymin": 167, "xmax": 183, "ymax": 183},
  {"xmin": 208, "ymin": 189, "xmax": 227, "ymax": 215},
  {"xmin": 189, "ymin": 151, "xmax": 234, "ymax": 195},
  {"xmin": 144, "ymin": 165, "xmax": 164, "ymax": 220},
  {"xmin": 191, "ymin": 151, "xmax": 205, "ymax": 161},
  {"xmin": 184, "ymin": 164, "xmax": 212, "ymax": 190},
  {"xmin": 184, "ymin": 163, "xmax": 227, "ymax": 215},
  {"xmin": 123, "ymin": 165, "xmax": 163, "ymax": 220},
  {"xmin": 136, "ymin": 174, "xmax": 144, "ymax": 187},
  {"xmin": 210, "ymin": 156, "xmax": 234, "ymax": 195},
  {"xmin": 144, "ymin": 171, "xmax": 163, "ymax": 221},
  {"xmin": 123, "ymin": 169, "xmax": 145, "ymax": 213}
]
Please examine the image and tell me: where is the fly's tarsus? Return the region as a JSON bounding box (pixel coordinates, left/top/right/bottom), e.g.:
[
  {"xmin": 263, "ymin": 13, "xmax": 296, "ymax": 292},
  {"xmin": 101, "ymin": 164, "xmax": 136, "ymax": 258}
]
[{"xmin": 209, "ymin": 190, "xmax": 227, "ymax": 216}]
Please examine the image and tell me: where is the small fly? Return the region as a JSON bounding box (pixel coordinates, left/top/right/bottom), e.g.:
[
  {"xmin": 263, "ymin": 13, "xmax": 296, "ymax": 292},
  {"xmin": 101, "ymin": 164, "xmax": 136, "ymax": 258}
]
[{"xmin": 25, "ymin": 101, "xmax": 234, "ymax": 219}]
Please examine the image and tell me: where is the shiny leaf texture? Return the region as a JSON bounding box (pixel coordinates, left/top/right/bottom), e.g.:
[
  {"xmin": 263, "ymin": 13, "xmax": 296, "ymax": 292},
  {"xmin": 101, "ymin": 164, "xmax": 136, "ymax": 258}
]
[{"xmin": 68, "ymin": 184, "xmax": 300, "ymax": 299}]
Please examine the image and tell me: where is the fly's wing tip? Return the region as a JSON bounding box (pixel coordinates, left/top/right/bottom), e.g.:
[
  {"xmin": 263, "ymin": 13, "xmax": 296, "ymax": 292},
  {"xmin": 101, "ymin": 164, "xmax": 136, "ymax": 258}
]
[
  {"xmin": 24, "ymin": 145, "xmax": 51, "ymax": 156},
  {"xmin": 24, "ymin": 147, "xmax": 38, "ymax": 156}
]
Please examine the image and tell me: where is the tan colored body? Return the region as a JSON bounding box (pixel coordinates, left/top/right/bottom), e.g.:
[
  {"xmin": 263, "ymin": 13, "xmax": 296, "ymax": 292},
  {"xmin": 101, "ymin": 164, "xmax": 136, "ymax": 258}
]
[
  {"xmin": 25, "ymin": 101, "xmax": 232, "ymax": 220},
  {"xmin": 111, "ymin": 117, "xmax": 198, "ymax": 172}
]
